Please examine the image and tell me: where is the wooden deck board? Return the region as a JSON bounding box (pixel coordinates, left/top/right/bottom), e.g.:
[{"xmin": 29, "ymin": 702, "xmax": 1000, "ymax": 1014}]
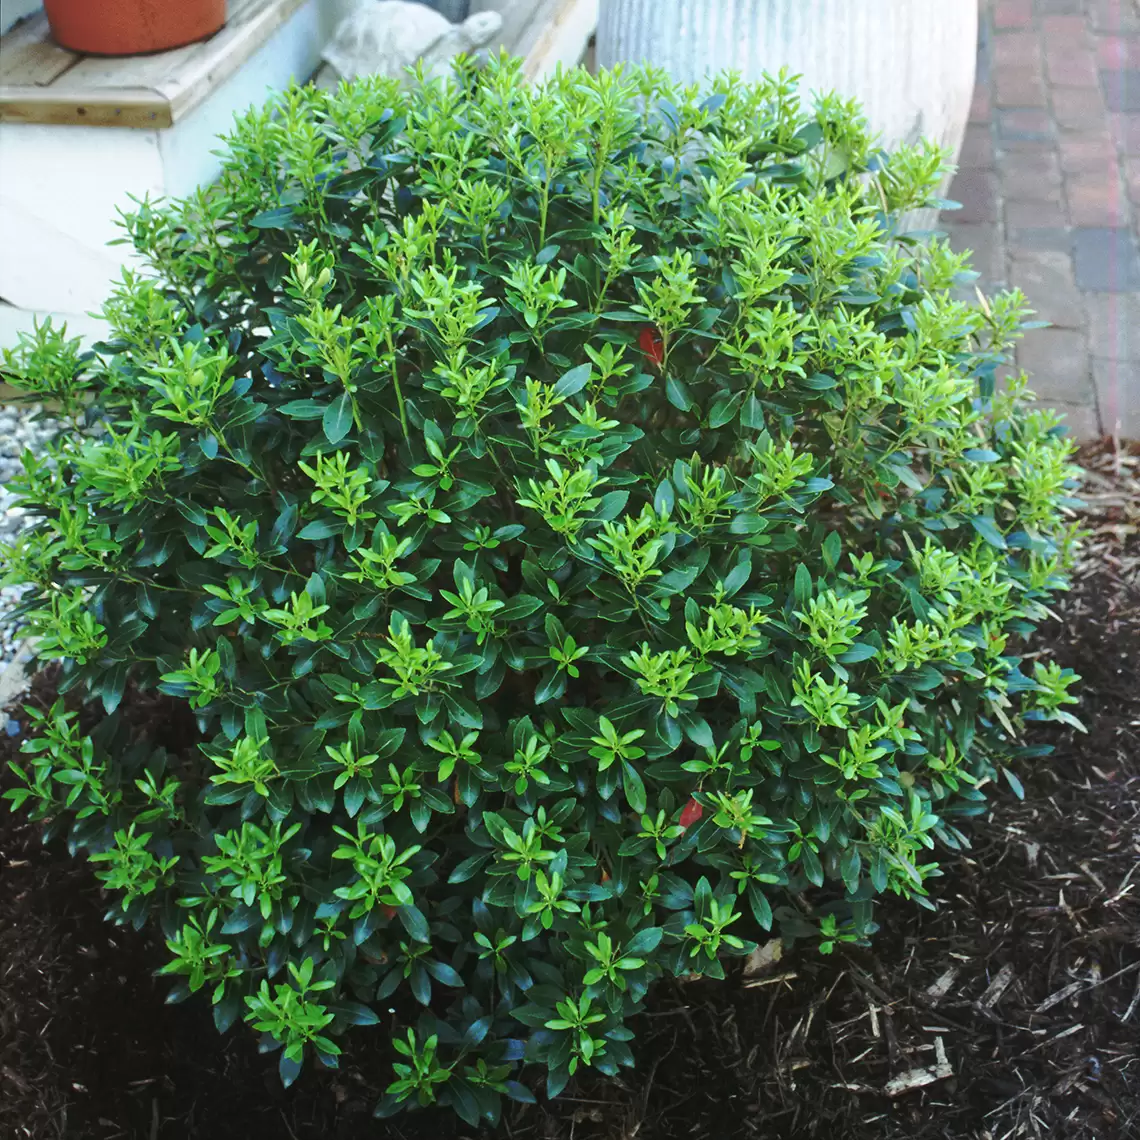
[
  {"xmin": 0, "ymin": 13, "xmax": 77, "ymax": 87},
  {"xmin": 53, "ymin": 40, "xmax": 209, "ymax": 94},
  {"xmin": 0, "ymin": 0, "xmax": 304, "ymax": 128},
  {"xmin": 157, "ymin": 0, "xmax": 307, "ymax": 119}
]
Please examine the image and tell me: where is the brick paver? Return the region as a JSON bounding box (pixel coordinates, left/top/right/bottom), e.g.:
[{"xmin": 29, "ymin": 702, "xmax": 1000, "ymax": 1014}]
[{"xmin": 943, "ymin": 0, "xmax": 1140, "ymax": 438}]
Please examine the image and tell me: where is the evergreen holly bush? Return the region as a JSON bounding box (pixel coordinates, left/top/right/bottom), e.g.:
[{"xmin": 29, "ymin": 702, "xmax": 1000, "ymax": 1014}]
[{"xmin": 1, "ymin": 58, "xmax": 1083, "ymax": 1124}]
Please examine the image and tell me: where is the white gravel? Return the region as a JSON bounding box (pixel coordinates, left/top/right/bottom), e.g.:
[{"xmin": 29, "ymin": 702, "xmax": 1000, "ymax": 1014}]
[{"xmin": 0, "ymin": 403, "xmax": 58, "ymax": 670}]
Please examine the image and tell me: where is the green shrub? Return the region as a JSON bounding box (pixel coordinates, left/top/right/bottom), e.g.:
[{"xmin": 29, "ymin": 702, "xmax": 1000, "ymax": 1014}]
[{"xmin": 0, "ymin": 58, "xmax": 1082, "ymax": 1124}]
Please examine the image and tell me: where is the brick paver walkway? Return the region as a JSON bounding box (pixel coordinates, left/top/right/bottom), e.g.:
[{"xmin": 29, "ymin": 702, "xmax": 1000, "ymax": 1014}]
[{"xmin": 944, "ymin": 0, "xmax": 1140, "ymax": 440}]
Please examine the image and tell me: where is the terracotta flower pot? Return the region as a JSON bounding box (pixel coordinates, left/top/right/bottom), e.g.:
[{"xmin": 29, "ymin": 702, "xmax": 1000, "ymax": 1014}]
[{"xmin": 44, "ymin": 0, "xmax": 226, "ymax": 56}]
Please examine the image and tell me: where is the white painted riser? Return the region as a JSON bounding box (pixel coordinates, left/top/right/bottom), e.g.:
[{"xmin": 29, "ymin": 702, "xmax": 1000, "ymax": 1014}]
[{"xmin": 0, "ymin": 0, "xmax": 324, "ymax": 330}]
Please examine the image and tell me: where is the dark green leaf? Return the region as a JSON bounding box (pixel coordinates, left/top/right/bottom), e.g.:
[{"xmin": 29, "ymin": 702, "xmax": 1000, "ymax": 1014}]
[
  {"xmin": 554, "ymin": 363, "xmax": 592, "ymax": 399},
  {"xmin": 622, "ymin": 760, "xmax": 647, "ymax": 814},
  {"xmin": 278, "ymin": 399, "xmax": 327, "ymax": 420},
  {"xmin": 323, "ymin": 393, "xmax": 354, "ymax": 445},
  {"xmin": 251, "ymin": 206, "xmax": 298, "ymax": 229},
  {"xmin": 970, "ymin": 516, "xmax": 1007, "ymax": 549},
  {"xmin": 397, "ymin": 905, "xmax": 430, "ymax": 943},
  {"xmin": 794, "ymin": 563, "xmax": 813, "ymax": 606},
  {"xmin": 664, "ymin": 374, "xmax": 692, "ymax": 412}
]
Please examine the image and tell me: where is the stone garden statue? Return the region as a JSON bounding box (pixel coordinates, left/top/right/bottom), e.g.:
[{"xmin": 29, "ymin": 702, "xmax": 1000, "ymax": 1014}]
[{"xmin": 318, "ymin": 0, "xmax": 503, "ymax": 86}]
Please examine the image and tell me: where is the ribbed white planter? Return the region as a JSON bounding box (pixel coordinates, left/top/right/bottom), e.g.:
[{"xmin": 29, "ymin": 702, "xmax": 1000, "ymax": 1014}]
[{"xmin": 597, "ymin": 0, "xmax": 977, "ymax": 174}]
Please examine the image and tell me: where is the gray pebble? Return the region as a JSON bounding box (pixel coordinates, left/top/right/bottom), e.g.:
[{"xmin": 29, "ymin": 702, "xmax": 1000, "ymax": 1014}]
[{"xmin": 0, "ymin": 403, "xmax": 61, "ymax": 669}]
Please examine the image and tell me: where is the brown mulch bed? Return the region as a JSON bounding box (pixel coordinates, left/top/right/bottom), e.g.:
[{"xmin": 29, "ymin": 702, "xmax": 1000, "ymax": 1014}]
[{"xmin": 1, "ymin": 444, "xmax": 1138, "ymax": 1140}]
